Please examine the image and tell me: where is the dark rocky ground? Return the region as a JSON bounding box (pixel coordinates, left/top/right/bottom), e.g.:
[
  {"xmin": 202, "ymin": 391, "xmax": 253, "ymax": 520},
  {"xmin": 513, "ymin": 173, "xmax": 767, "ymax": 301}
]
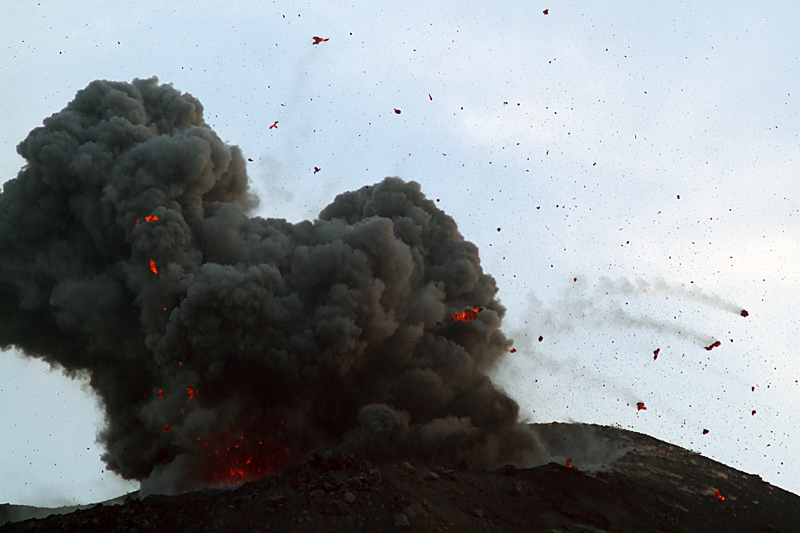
[{"xmin": 2, "ymin": 422, "xmax": 798, "ymax": 532}]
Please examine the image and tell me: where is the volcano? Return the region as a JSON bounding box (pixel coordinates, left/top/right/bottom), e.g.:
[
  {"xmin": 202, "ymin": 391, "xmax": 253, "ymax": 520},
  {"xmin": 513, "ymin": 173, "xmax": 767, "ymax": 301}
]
[{"xmin": 3, "ymin": 78, "xmax": 793, "ymax": 531}]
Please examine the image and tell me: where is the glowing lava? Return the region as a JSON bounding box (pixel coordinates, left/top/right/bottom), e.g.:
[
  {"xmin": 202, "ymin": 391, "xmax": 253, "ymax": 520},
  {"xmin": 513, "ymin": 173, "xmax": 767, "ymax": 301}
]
[
  {"xmin": 149, "ymin": 259, "xmax": 158, "ymax": 275},
  {"xmin": 452, "ymin": 307, "xmax": 483, "ymax": 323},
  {"xmin": 713, "ymin": 489, "xmax": 725, "ymax": 501},
  {"xmin": 192, "ymin": 434, "xmax": 292, "ymax": 488},
  {"xmin": 135, "ymin": 215, "xmax": 159, "ymax": 227}
]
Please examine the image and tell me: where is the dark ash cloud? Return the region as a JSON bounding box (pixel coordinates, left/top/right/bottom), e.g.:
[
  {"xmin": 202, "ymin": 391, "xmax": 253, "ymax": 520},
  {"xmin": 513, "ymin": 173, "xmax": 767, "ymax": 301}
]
[{"xmin": 0, "ymin": 78, "xmax": 536, "ymax": 494}]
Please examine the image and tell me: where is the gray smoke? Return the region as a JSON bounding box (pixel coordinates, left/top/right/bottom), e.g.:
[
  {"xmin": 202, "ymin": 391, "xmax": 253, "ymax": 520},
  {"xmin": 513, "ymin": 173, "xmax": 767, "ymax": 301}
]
[
  {"xmin": 521, "ymin": 276, "xmax": 737, "ymax": 348},
  {"xmin": 597, "ymin": 277, "xmax": 745, "ymax": 316},
  {"xmin": 0, "ymin": 78, "xmax": 536, "ymax": 494}
]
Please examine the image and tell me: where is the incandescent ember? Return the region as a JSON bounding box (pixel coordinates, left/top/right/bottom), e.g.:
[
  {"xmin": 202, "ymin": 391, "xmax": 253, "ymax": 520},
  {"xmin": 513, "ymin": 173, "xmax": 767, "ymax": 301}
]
[{"xmin": 452, "ymin": 307, "xmax": 483, "ymax": 323}]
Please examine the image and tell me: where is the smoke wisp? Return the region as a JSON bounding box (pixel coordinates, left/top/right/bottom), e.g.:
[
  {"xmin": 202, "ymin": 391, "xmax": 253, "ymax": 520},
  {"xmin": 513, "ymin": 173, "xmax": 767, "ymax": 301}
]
[
  {"xmin": 520, "ymin": 278, "xmax": 723, "ymax": 348},
  {"xmin": 0, "ymin": 78, "xmax": 536, "ymax": 494},
  {"xmin": 597, "ymin": 277, "xmax": 746, "ymax": 317}
]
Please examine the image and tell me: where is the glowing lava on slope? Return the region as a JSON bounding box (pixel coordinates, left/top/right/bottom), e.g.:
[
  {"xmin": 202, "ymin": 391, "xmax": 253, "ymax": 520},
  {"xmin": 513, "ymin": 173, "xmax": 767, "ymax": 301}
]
[{"xmin": 195, "ymin": 434, "xmax": 290, "ymax": 487}]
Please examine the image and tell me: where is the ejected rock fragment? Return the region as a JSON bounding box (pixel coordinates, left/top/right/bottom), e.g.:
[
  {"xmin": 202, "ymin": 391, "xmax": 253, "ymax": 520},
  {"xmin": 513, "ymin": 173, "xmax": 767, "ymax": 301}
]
[
  {"xmin": 394, "ymin": 513, "xmax": 411, "ymax": 528},
  {"xmin": 324, "ymin": 500, "xmax": 350, "ymax": 515},
  {"xmin": 265, "ymin": 493, "xmax": 285, "ymax": 507}
]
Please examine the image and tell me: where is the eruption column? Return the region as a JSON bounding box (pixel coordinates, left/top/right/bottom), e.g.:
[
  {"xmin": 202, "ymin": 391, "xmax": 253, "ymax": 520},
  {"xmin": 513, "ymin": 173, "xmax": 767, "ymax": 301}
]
[{"xmin": 0, "ymin": 78, "xmax": 536, "ymax": 494}]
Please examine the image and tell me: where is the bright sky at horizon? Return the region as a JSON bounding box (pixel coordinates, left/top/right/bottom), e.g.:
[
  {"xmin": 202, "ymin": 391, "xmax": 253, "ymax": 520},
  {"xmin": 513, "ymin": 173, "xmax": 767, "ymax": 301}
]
[{"xmin": 2, "ymin": 0, "xmax": 799, "ymax": 507}]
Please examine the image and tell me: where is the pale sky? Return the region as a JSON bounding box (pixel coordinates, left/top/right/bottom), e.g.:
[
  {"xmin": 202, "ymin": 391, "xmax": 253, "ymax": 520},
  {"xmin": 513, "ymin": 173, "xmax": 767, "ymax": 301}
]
[{"xmin": 2, "ymin": 0, "xmax": 799, "ymax": 506}]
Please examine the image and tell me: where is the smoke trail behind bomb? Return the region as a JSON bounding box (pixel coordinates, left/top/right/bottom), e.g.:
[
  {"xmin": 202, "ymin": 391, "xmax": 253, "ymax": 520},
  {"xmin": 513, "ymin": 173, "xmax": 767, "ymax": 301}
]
[
  {"xmin": 598, "ymin": 277, "xmax": 747, "ymax": 316},
  {"xmin": 521, "ymin": 278, "xmax": 721, "ymax": 348},
  {"xmin": 0, "ymin": 78, "xmax": 536, "ymax": 494}
]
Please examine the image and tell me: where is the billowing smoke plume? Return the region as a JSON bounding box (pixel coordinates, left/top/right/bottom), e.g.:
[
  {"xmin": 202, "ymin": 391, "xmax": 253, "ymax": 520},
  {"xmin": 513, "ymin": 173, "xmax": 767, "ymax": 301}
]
[{"xmin": 0, "ymin": 78, "xmax": 536, "ymax": 494}]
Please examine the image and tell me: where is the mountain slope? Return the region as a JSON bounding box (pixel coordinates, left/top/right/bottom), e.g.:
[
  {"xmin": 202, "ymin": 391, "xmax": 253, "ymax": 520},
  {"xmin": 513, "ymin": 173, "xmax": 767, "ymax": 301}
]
[{"xmin": 3, "ymin": 423, "xmax": 797, "ymax": 532}]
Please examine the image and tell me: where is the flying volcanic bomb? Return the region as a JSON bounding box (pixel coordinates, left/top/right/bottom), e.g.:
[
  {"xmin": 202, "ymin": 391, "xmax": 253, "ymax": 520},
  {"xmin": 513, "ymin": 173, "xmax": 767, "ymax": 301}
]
[{"xmin": 0, "ymin": 78, "xmax": 537, "ymax": 495}]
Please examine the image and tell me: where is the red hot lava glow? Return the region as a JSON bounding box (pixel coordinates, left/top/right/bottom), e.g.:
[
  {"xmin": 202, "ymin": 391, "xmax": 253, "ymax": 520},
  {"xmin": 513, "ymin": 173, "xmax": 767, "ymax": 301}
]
[
  {"xmin": 135, "ymin": 215, "xmax": 159, "ymax": 227},
  {"xmin": 452, "ymin": 307, "xmax": 483, "ymax": 323},
  {"xmin": 193, "ymin": 434, "xmax": 292, "ymax": 488}
]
